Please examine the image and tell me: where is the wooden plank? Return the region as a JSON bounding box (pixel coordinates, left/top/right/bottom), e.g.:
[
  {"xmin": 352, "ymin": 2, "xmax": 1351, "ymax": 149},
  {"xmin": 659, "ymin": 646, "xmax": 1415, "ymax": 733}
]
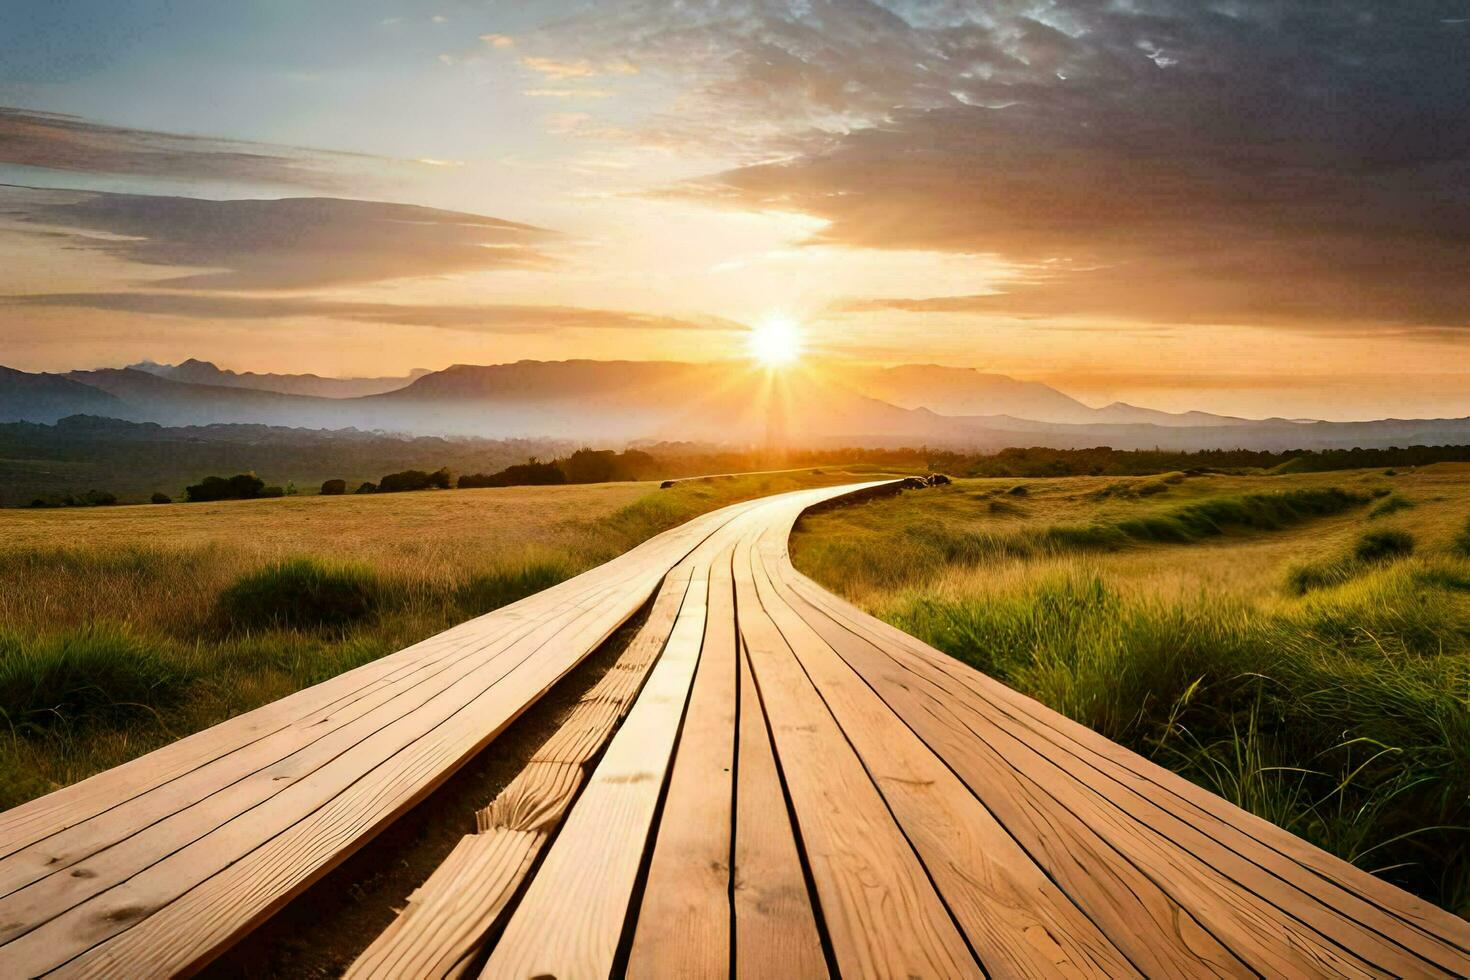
[
  {"xmin": 783, "ymin": 566, "xmax": 1470, "ymax": 975},
  {"xmin": 626, "ymin": 555, "xmax": 737, "ymax": 977},
  {"xmin": 747, "ymin": 532, "xmax": 1141, "ymax": 978},
  {"xmin": 731, "ymin": 638, "xmax": 826, "ymax": 980},
  {"xmin": 347, "ymin": 574, "xmax": 690, "ymax": 980},
  {"xmin": 481, "ymin": 563, "xmax": 712, "ymax": 978},
  {"xmin": 730, "ymin": 534, "xmax": 981, "ymax": 979}
]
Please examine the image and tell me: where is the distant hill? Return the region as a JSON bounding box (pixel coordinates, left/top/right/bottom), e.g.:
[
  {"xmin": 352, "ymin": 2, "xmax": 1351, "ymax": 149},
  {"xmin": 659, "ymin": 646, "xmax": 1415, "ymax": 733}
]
[
  {"xmin": 4, "ymin": 358, "xmax": 1470, "ymax": 451},
  {"xmin": 1088, "ymin": 402, "xmax": 1251, "ymax": 428},
  {"xmin": 66, "ymin": 368, "xmax": 340, "ymax": 427},
  {"xmin": 0, "ymin": 366, "xmax": 129, "ymax": 423},
  {"xmin": 836, "ymin": 364, "xmax": 1100, "ymax": 423},
  {"xmin": 365, "ymin": 360, "xmax": 945, "ymax": 442},
  {"xmin": 127, "ymin": 359, "xmax": 430, "ymax": 398}
]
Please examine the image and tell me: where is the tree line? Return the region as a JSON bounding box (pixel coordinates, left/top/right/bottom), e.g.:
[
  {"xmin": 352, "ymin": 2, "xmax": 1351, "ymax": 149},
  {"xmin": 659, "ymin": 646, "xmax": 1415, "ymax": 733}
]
[{"xmin": 19, "ymin": 443, "xmax": 1470, "ymax": 507}]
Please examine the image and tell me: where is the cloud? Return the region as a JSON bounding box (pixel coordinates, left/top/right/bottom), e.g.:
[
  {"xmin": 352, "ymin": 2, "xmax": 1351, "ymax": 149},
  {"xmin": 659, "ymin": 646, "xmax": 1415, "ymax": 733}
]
[
  {"xmin": 2, "ymin": 185, "xmax": 556, "ymax": 289},
  {"xmin": 0, "ymin": 106, "xmax": 372, "ymax": 191},
  {"xmin": 2, "ymin": 291, "xmax": 740, "ymax": 334},
  {"xmin": 520, "ymin": 56, "xmax": 631, "ymax": 80},
  {"xmin": 531, "ymin": 1, "xmax": 1470, "ymax": 332}
]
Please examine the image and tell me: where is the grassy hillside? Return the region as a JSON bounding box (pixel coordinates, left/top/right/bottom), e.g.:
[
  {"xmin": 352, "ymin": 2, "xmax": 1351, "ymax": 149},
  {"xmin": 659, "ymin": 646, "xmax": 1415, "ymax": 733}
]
[
  {"xmin": 792, "ymin": 464, "xmax": 1470, "ymax": 917},
  {"xmin": 0, "ymin": 469, "xmax": 884, "ymax": 808}
]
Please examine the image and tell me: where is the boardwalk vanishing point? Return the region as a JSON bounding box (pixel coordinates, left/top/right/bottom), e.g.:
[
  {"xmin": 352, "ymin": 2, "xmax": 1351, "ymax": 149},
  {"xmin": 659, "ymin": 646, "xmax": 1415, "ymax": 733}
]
[{"xmin": 1, "ymin": 480, "xmax": 1467, "ymax": 977}]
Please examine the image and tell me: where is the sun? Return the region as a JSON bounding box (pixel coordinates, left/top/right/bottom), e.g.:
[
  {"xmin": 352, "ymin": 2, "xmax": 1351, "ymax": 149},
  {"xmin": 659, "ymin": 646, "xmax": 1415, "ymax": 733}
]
[{"xmin": 747, "ymin": 315, "xmax": 803, "ymax": 367}]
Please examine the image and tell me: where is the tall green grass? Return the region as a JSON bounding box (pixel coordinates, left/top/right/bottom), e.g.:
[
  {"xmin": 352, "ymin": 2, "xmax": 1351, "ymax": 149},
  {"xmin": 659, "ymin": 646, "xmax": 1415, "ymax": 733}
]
[
  {"xmin": 217, "ymin": 558, "xmax": 383, "ymax": 633},
  {"xmin": 890, "ymin": 561, "xmax": 1470, "ymax": 913},
  {"xmin": 0, "ymin": 624, "xmax": 194, "ymax": 731}
]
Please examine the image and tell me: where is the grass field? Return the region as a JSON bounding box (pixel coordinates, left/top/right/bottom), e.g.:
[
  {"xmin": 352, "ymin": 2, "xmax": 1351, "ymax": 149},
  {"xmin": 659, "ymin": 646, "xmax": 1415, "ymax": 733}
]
[
  {"xmin": 792, "ymin": 463, "xmax": 1470, "ymax": 917},
  {"xmin": 0, "ymin": 468, "xmax": 891, "ymax": 808}
]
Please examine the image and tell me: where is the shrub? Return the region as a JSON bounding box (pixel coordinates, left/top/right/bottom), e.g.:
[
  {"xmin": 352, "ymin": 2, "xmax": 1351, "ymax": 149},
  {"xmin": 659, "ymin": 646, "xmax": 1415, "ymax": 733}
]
[
  {"xmin": 354, "ymin": 481, "xmax": 377, "ymax": 494},
  {"xmin": 319, "ymin": 479, "xmax": 347, "ymax": 496},
  {"xmin": 150, "ymin": 492, "xmax": 172, "ymax": 504},
  {"xmin": 1368, "ymin": 494, "xmax": 1415, "ymax": 519},
  {"xmin": 1454, "ymin": 517, "xmax": 1470, "ymax": 558},
  {"xmin": 1354, "ymin": 528, "xmax": 1415, "ymax": 563},
  {"xmin": 186, "ymin": 473, "xmax": 266, "ymax": 502},
  {"xmin": 0, "ymin": 625, "xmax": 192, "ymax": 729},
  {"xmin": 1007, "ymin": 485, "xmax": 1029, "ymax": 496},
  {"xmin": 454, "ymin": 559, "xmax": 577, "ymax": 616},
  {"xmin": 217, "ymin": 558, "xmax": 382, "ymax": 632},
  {"xmin": 377, "ymin": 468, "xmax": 451, "ymax": 493},
  {"xmin": 81, "ymin": 490, "xmax": 118, "ymax": 506},
  {"xmin": 259, "ymin": 485, "xmax": 285, "ymax": 498}
]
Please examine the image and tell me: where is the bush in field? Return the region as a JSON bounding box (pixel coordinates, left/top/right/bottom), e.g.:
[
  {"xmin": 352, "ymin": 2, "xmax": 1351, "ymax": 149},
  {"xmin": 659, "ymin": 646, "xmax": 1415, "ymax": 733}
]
[
  {"xmin": 354, "ymin": 481, "xmax": 377, "ymax": 494},
  {"xmin": 186, "ymin": 472, "xmax": 266, "ymax": 502},
  {"xmin": 0, "ymin": 625, "xmax": 192, "ymax": 729},
  {"xmin": 150, "ymin": 492, "xmax": 172, "ymax": 504},
  {"xmin": 1355, "ymin": 528, "xmax": 1415, "ymax": 562},
  {"xmin": 377, "ymin": 468, "xmax": 451, "ymax": 493},
  {"xmin": 260, "ymin": 485, "xmax": 285, "ymax": 498},
  {"xmin": 319, "ymin": 479, "xmax": 347, "ymax": 496},
  {"xmin": 217, "ymin": 558, "xmax": 382, "ymax": 632},
  {"xmin": 454, "ymin": 559, "xmax": 577, "ymax": 616}
]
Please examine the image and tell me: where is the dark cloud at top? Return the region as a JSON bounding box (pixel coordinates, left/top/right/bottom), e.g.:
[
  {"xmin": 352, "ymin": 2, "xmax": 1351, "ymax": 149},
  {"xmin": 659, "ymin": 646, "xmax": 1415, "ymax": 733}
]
[
  {"xmin": 542, "ymin": 0, "xmax": 1470, "ymax": 330},
  {"xmin": 3, "ymin": 185, "xmax": 556, "ymax": 289},
  {"xmin": 0, "ymin": 107, "xmax": 371, "ymax": 191}
]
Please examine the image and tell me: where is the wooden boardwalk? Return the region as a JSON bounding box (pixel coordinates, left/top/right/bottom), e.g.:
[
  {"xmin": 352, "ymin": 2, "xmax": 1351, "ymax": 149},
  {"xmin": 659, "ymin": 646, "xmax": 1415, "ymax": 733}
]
[{"xmin": 1, "ymin": 481, "xmax": 1467, "ymax": 977}]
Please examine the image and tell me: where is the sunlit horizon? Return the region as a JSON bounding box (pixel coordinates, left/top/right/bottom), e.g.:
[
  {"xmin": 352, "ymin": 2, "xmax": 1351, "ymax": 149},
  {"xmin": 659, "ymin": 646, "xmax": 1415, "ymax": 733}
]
[{"xmin": 1, "ymin": 3, "xmax": 1467, "ymax": 421}]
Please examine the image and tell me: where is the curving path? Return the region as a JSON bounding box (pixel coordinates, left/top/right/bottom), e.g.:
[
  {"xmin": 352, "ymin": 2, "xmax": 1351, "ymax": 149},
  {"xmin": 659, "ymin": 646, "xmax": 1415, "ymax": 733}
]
[{"xmin": 0, "ymin": 481, "xmax": 1466, "ymax": 977}]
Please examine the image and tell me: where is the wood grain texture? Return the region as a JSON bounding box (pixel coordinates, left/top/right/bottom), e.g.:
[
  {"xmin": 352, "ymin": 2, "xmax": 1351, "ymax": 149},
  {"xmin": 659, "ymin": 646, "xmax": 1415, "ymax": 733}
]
[
  {"xmin": 480, "ymin": 566, "xmax": 710, "ymax": 979},
  {"xmin": 732, "ymin": 534, "xmax": 981, "ymax": 979},
  {"xmin": 626, "ymin": 555, "xmax": 737, "ymax": 978},
  {"xmin": 730, "ymin": 640, "xmax": 826, "ymax": 980},
  {"xmin": 347, "ymin": 576, "xmax": 690, "ymax": 980}
]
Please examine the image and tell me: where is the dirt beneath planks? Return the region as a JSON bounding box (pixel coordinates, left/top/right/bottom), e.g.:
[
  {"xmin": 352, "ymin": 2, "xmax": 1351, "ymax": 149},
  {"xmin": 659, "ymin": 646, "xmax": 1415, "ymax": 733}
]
[{"xmin": 200, "ymin": 607, "xmax": 649, "ymax": 979}]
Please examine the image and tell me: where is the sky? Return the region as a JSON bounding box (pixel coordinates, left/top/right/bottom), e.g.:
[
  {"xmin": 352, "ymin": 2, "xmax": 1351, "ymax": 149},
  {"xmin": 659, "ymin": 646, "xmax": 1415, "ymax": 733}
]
[{"xmin": 1, "ymin": 0, "xmax": 1468, "ymax": 420}]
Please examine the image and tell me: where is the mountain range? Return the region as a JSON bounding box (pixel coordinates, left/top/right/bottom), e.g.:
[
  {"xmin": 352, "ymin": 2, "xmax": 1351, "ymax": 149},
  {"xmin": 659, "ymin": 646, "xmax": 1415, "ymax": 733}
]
[
  {"xmin": 3, "ymin": 358, "xmax": 1469, "ymax": 451},
  {"xmin": 126, "ymin": 359, "xmax": 433, "ymax": 398}
]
